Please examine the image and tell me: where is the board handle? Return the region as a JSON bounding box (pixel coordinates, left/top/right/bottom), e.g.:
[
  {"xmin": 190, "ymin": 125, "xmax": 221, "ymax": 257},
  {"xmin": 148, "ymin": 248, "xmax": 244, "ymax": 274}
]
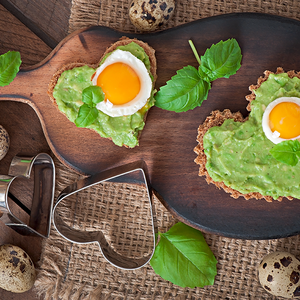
[
  {"xmin": 0, "ymin": 66, "xmax": 55, "ymax": 146},
  {"xmin": 0, "ymin": 69, "xmax": 37, "ymax": 103}
]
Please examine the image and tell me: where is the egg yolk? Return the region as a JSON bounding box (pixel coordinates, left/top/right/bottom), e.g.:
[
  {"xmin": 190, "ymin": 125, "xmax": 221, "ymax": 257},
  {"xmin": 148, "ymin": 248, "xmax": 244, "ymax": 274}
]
[
  {"xmin": 96, "ymin": 62, "xmax": 140, "ymax": 105},
  {"xmin": 269, "ymin": 102, "xmax": 300, "ymax": 139}
]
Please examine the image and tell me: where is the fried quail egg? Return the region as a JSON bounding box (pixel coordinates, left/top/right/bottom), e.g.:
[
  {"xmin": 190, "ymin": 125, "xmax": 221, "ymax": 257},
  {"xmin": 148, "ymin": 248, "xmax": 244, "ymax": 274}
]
[
  {"xmin": 262, "ymin": 97, "xmax": 300, "ymax": 144},
  {"xmin": 92, "ymin": 49, "xmax": 152, "ymax": 117}
]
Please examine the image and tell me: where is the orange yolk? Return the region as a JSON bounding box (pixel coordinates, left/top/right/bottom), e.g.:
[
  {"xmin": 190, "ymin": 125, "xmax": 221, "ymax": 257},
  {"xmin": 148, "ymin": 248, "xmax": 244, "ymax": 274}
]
[
  {"xmin": 96, "ymin": 62, "xmax": 140, "ymax": 105},
  {"xmin": 269, "ymin": 102, "xmax": 300, "ymax": 139}
]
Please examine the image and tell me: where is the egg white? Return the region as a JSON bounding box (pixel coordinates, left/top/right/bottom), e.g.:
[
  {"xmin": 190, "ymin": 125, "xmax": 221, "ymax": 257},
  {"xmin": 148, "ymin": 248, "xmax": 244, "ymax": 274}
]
[
  {"xmin": 262, "ymin": 96, "xmax": 300, "ymax": 144},
  {"xmin": 92, "ymin": 49, "xmax": 152, "ymax": 117}
]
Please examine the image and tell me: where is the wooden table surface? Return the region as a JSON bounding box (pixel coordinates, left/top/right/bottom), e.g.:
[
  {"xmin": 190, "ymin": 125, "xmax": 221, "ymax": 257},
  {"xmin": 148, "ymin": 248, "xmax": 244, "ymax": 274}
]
[{"xmin": 0, "ymin": 1, "xmax": 71, "ymax": 298}]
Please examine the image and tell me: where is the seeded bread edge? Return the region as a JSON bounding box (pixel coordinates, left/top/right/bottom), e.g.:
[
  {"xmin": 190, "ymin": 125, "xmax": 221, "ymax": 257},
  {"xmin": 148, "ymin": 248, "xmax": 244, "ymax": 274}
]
[{"xmin": 194, "ymin": 67, "xmax": 300, "ymax": 202}]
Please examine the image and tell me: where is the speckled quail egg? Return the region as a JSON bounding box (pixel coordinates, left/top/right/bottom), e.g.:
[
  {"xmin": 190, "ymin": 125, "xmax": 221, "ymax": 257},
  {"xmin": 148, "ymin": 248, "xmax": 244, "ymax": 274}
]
[
  {"xmin": 258, "ymin": 251, "xmax": 300, "ymax": 298},
  {"xmin": 129, "ymin": 0, "xmax": 175, "ymax": 32},
  {"xmin": 0, "ymin": 244, "xmax": 36, "ymax": 293},
  {"xmin": 0, "ymin": 125, "xmax": 9, "ymax": 160}
]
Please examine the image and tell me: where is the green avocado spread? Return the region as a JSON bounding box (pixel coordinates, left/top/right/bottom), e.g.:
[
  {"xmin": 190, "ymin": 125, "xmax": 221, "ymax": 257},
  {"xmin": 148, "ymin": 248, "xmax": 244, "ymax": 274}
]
[
  {"xmin": 203, "ymin": 72, "xmax": 300, "ymax": 199},
  {"xmin": 53, "ymin": 42, "xmax": 155, "ymax": 148}
]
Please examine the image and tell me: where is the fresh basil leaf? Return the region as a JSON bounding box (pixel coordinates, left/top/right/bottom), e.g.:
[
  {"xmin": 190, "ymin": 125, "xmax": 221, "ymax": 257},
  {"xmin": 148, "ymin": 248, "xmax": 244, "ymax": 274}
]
[
  {"xmin": 198, "ymin": 65, "xmax": 211, "ymax": 83},
  {"xmin": 200, "ymin": 39, "xmax": 242, "ymax": 82},
  {"xmin": 0, "ymin": 51, "xmax": 22, "ymax": 87},
  {"xmin": 270, "ymin": 140, "xmax": 300, "ymax": 166},
  {"xmin": 75, "ymin": 104, "xmax": 99, "ymax": 127},
  {"xmin": 82, "ymin": 85, "xmax": 104, "ymax": 107},
  {"xmin": 150, "ymin": 222, "xmax": 217, "ymax": 288},
  {"xmin": 155, "ymin": 39, "xmax": 242, "ymax": 113},
  {"xmin": 155, "ymin": 65, "xmax": 211, "ymax": 112}
]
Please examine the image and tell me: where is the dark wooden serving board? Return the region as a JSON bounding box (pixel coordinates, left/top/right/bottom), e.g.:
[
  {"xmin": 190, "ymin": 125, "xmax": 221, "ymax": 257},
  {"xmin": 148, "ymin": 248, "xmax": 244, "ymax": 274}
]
[{"xmin": 2, "ymin": 13, "xmax": 300, "ymax": 239}]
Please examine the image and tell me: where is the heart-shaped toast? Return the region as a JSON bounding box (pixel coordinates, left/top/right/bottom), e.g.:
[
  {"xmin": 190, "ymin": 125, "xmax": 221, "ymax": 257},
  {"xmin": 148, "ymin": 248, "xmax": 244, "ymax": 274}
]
[
  {"xmin": 194, "ymin": 68, "xmax": 300, "ymax": 202},
  {"xmin": 48, "ymin": 37, "xmax": 157, "ymax": 148}
]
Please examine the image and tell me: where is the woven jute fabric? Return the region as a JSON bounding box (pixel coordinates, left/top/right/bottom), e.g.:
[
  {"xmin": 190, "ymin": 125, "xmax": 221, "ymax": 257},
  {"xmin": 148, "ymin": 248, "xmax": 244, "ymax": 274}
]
[
  {"xmin": 34, "ymin": 158, "xmax": 300, "ymax": 300},
  {"xmin": 35, "ymin": 1, "xmax": 300, "ymax": 299},
  {"xmin": 68, "ymin": 0, "xmax": 300, "ymax": 33}
]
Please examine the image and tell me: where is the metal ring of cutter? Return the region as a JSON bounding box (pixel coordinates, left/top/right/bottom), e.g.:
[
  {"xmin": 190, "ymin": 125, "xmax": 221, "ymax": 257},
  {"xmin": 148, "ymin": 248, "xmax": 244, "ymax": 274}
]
[
  {"xmin": 52, "ymin": 160, "xmax": 157, "ymax": 270},
  {"xmin": 0, "ymin": 153, "xmax": 55, "ymax": 238}
]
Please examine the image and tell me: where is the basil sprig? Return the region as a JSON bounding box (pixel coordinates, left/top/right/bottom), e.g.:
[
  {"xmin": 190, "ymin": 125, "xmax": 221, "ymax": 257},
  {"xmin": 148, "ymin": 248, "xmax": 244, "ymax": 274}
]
[
  {"xmin": 270, "ymin": 140, "xmax": 300, "ymax": 166},
  {"xmin": 155, "ymin": 39, "xmax": 242, "ymax": 112},
  {"xmin": 150, "ymin": 222, "xmax": 217, "ymax": 288},
  {"xmin": 75, "ymin": 86, "xmax": 104, "ymax": 127},
  {"xmin": 0, "ymin": 51, "xmax": 22, "ymax": 87}
]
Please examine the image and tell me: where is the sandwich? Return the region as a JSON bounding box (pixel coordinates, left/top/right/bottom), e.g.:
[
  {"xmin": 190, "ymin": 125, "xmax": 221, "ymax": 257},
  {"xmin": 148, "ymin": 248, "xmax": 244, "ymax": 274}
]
[
  {"xmin": 48, "ymin": 37, "xmax": 157, "ymax": 148},
  {"xmin": 194, "ymin": 68, "xmax": 300, "ymax": 202}
]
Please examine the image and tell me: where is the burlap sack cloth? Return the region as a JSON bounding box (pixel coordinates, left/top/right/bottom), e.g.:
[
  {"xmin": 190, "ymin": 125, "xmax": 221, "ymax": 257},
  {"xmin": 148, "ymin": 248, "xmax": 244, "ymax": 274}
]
[{"xmin": 34, "ymin": 1, "xmax": 300, "ymax": 299}]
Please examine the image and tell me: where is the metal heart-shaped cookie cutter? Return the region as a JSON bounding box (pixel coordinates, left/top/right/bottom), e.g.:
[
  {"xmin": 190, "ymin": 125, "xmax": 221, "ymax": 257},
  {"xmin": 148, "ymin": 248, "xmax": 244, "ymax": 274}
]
[
  {"xmin": 0, "ymin": 153, "xmax": 55, "ymax": 237},
  {"xmin": 52, "ymin": 160, "xmax": 157, "ymax": 270}
]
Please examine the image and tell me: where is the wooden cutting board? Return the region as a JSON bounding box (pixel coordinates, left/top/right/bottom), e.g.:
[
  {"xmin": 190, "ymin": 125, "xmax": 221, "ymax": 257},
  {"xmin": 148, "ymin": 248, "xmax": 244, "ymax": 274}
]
[{"xmin": 2, "ymin": 13, "xmax": 300, "ymax": 239}]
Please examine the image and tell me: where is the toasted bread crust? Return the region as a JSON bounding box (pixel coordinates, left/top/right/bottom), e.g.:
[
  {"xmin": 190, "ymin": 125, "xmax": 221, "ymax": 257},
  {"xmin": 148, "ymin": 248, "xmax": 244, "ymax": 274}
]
[
  {"xmin": 47, "ymin": 37, "xmax": 157, "ymax": 148},
  {"xmin": 194, "ymin": 67, "xmax": 300, "ymax": 202}
]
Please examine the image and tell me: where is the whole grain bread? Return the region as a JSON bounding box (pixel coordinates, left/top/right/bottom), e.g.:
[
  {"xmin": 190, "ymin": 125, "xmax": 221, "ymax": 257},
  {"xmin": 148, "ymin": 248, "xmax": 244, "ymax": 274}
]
[
  {"xmin": 47, "ymin": 37, "xmax": 157, "ymax": 147},
  {"xmin": 194, "ymin": 67, "xmax": 300, "ymax": 202}
]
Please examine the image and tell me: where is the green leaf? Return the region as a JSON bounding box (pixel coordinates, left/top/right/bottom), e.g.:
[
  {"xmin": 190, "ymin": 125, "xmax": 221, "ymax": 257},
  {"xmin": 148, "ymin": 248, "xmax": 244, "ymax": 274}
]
[
  {"xmin": 82, "ymin": 85, "xmax": 105, "ymax": 107},
  {"xmin": 154, "ymin": 39, "xmax": 242, "ymax": 113},
  {"xmin": 0, "ymin": 51, "xmax": 22, "ymax": 87},
  {"xmin": 150, "ymin": 222, "xmax": 218, "ymax": 288},
  {"xmin": 270, "ymin": 140, "xmax": 300, "ymax": 166},
  {"xmin": 155, "ymin": 65, "xmax": 211, "ymax": 112},
  {"xmin": 75, "ymin": 104, "xmax": 99, "ymax": 127},
  {"xmin": 200, "ymin": 39, "xmax": 242, "ymax": 81}
]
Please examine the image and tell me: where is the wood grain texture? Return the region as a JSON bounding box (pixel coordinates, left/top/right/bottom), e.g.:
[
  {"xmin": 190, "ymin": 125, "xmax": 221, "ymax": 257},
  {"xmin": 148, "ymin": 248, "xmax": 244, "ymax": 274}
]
[
  {"xmin": 2, "ymin": 13, "xmax": 300, "ymax": 241},
  {"xmin": 0, "ymin": 4, "xmax": 52, "ymax": 66},
  {"xmin": 0, "ymin": 4, "xmax": 52, "ymax": 300},
  {"xmin": 0, "ymin": 0, "xmax": 72, "ymax": 46}
]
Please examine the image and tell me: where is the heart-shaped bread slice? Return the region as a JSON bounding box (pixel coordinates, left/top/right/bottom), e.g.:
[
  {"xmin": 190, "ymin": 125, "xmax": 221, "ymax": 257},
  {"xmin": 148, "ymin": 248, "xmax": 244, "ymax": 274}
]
[
  {"xmin": 48, "ymin": 37, "xmax": 157, "ymax": 148},
  {"xmin": 194, "ymin": 67, "xmax": 300, "ymax": 202}
]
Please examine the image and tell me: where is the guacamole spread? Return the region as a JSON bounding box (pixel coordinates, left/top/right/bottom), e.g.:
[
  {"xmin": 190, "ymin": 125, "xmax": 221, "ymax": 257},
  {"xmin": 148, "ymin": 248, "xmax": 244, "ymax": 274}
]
[
  {"xmin": 203, "ymin": 72, "xmax": 300, "ymax": 199},
  {"xmin": 52, "ymin": 42, "xmax": 155, "ymax": 148}
]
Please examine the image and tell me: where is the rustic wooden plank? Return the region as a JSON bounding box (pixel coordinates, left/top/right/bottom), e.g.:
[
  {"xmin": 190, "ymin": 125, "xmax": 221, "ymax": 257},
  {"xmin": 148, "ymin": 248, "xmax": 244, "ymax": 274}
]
[
  {"xmin": 0, "ymin": 4, "xmax": 52, "ymax": 66},
  {"xmin": 0, "ymin": 0, "xmax": 72, "ymax": 46},
  {"xmin": 0, "ymin": 4, "xmax": 53, "ymax": 299}
]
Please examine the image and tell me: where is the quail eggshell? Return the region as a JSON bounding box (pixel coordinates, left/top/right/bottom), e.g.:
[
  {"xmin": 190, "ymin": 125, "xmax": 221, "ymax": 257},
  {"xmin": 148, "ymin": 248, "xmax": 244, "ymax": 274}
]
[
  {"xmin": 0, "ymin": 244, "xmax": 36, "ymax": 293},
  {"xmin": 129, "ymin": 0, "xmax": 175, "ymax": 32},
  {"xmin": 0, "ymin": 125, "xmax": 9, "ymax": 160},
  {"xmin": 258, "ymin": 251, "xmax": 300, "ymax": 298}
]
